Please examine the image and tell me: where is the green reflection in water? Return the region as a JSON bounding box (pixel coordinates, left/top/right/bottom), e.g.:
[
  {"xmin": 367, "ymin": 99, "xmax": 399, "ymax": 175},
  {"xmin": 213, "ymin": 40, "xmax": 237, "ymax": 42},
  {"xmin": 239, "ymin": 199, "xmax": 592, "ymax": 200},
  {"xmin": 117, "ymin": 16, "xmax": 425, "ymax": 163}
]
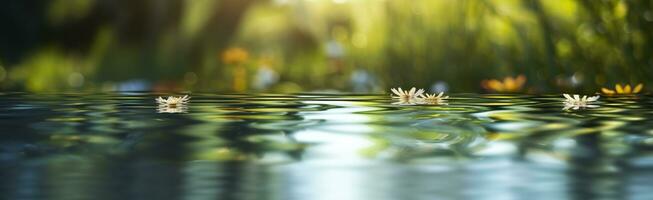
[
  {"xmin": 2, "ymin": 93, "xmax": 653, "ymax": 199},
  {"xmin": 0, "ymin": 93, "xmax": 651, "ymax": 164}
]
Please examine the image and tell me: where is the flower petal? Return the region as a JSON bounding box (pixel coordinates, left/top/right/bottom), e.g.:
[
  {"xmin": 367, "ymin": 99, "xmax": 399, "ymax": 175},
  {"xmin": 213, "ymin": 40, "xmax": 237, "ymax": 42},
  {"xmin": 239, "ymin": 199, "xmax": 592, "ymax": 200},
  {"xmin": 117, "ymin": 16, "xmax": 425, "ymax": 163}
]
[
  {"xmin": 391, "ymin": 88, "xmax": 401, "ymax": 96},
  {"xmin": 616, "ymin": 84, "xmax": 624, "ymax": 93},
  {"xmin": 587, "ymin": 95, "xmax": 600, "ymax": 102},
  {"xmin": 487, "ymin": 80, "xmax": 504, "ymax": 92},
  {"xmin": 415, "ymin": 88, "xmax": 425, "ymax": 97},
  {"xmin": 504, "ymin": 77, "xmax": 515, "ymax": 91},
  {"xmin": 601, "ymin": 88, "xmax": 615, "ymax": 95},
  {"xmin": 633, "ymin": 83, "xmax": 644, "ymax": 93},
  {"xmin": 563, "ymin": 94, "xmax": 573, "ymax": 101}
]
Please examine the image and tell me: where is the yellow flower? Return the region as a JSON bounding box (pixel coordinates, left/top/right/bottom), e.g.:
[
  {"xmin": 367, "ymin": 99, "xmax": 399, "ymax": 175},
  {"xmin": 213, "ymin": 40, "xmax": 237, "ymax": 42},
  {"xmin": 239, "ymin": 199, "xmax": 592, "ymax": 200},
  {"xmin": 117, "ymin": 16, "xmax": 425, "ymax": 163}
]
[
  {"xmin": 221, "ymin": 47, "xmax": 249, "ymax": 65},
  {"xmin": 418, "ymin": 92, "xmax": 449, "ymax": 105},
  {"xmin": 601, "ymin": 83, "xmax": 643, "ymax": 95},
  {"xmin": 481, "ymin": 75, "xmax": 526, "ymax": 93}
]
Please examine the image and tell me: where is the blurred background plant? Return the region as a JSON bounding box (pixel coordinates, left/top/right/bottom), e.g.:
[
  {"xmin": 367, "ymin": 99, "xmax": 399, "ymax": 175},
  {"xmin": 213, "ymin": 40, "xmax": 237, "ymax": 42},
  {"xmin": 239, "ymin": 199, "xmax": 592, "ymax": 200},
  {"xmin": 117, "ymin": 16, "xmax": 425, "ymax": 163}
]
[{"xmin": 0, "ymin": 0, "xmax": 652, "ymax": 93}]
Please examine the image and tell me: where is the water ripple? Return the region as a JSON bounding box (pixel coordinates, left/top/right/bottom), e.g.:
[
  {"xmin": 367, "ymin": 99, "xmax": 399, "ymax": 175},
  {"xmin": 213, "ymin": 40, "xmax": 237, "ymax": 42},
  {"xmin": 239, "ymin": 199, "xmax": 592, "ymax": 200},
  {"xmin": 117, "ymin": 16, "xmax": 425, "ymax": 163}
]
[{"xmin": 2, "ymin": 93, "xmax": 653, "ymax": 199}]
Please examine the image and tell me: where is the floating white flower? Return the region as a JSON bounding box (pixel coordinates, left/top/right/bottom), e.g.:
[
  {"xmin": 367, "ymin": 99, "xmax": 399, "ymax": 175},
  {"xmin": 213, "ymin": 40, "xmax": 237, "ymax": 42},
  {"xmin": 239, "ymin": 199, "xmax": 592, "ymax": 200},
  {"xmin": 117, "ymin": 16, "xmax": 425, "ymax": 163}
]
[
  {"xmin": 418, "ymin": 92, "xmax": 449, "ymax": 105},
  {"xmin": 562, "ymin": 94, "xmax": 599, "ymax": 110},
  {"xmin": 391, "ymin": 87, "xmax": 424, "ymax": 104},
  {"xmin": 156, "ymin": 95, "xmax": 190, "ymax": 107},
  {"xmin": 156, "ymin": 95, "xmax": 190, "ymax": 113}
]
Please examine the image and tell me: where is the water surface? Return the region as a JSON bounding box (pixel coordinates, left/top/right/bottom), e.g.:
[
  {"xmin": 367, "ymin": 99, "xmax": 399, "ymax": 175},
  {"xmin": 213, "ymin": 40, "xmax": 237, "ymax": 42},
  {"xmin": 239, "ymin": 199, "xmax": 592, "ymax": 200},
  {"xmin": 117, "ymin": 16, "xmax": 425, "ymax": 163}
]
[{"xmin": 1, "ymin": 93, "xmax": 653, "ymax": 200}]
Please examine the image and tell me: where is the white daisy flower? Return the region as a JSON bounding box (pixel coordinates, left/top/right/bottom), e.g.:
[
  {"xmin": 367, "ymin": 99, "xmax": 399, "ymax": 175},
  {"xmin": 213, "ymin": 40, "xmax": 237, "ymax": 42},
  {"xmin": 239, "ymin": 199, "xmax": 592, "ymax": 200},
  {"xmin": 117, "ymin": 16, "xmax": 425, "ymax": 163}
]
[
  {"xmin": 418, "ymin": 92, "xmax": 449, "ymax": 105},
  {"xmin": 562, "ymin": 94, "xmax": 599, "ymax": 110},
  {"xmin": 391, "ymin": 87, "xmax": 425, "ymax": 104},
  {"xmin": 156, "ymin": 95, "xmax": 190, "ymax": 113},
  {"xmin": 156, "ymin": 95, "xmax": 190, "ymax": 107}
]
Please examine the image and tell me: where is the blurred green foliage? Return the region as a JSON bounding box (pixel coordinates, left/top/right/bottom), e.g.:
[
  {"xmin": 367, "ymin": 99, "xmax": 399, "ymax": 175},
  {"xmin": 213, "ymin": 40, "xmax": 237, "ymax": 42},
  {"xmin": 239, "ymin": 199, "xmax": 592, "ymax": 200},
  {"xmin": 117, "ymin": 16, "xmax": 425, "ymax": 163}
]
[{"xmin": 0, "ymin": 0, "xmax": 652, "ymax": 93}]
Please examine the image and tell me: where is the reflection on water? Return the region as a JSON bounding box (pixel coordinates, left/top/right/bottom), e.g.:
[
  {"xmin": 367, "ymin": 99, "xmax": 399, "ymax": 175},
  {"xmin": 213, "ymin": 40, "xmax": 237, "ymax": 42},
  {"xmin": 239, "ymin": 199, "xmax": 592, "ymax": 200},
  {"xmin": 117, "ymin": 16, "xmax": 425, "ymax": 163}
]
[{"xmin": 1, "ymin": 93, "xmax": 653, "ymax": 200}]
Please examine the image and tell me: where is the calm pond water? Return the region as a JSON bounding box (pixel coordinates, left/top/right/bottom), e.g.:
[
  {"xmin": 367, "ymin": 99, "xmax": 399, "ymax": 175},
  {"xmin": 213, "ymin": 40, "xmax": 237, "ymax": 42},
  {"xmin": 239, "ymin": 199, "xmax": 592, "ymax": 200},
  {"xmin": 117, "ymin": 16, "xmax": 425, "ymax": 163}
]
[{"xmin": 1, "ymin": 92, "xmax": 653, "ymax": 200}]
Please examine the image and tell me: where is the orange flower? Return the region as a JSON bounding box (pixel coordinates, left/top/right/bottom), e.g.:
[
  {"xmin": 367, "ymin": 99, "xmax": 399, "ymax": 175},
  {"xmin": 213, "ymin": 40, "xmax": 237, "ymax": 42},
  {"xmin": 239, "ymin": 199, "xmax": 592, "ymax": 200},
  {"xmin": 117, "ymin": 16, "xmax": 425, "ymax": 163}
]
[
  {"xmin": 481, "ymin": 75, "xmax": 526, "ymax": 93},
  {"xmin": 601, "ymin": 83, "xmax": 643, "ymax": 95},
  {"xmin": 221, "ymin": 47, "xmax": 249, "ymax": 65}
]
